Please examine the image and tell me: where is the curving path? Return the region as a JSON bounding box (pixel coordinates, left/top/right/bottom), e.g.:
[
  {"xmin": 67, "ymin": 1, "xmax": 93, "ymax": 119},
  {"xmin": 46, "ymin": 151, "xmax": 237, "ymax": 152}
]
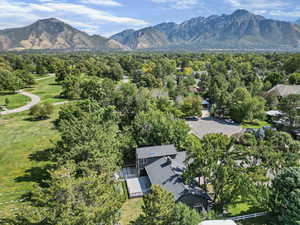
[{"xmin": 0, "ymin": 91, "xmax": 41, "ymax": 116}]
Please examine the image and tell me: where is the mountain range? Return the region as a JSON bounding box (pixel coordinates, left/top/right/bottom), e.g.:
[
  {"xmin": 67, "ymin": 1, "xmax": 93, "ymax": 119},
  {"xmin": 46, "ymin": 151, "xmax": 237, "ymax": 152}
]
[
  {"xmin": 0, "ymin": 18, "xmax": 128, "ymax": 51},
  {"xmin": 0, "ymin": 10, "xmax": 300, "ymax": 51},
  {"xmin": 112, "ymin": 10, "xmax": 300, "ymax": 50}
]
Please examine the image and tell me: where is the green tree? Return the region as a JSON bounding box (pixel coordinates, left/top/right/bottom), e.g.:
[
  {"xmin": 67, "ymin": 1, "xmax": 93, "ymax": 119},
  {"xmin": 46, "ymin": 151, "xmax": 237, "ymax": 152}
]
[
  {"xmin": 0, "ymin": 69, "xmax": 20, "ymax": 92},
  {"xmin": 184, "ymin": 134, "xmax": 254, "ymax": 212},
  {"xmin": 29, "ymin": 103, "xmax": 54, "ymax": 120},
  {"xmin": 279, "ymin": 94, "xmax": 300, "ymax": 127},
  {"xmin": 132, "ymin": 109, "xmax": 190, "ymax": 148},
  {"xmin": 55, "ymin": 101, "xmax": 122, "ymax": 173},
  {"xmin": 289, "ymin": 73, "xmax": 300, "ymax": 85},
  {"xmin": 5, "ymin": 163, "xmax": 122, "ymax": 225},
  {"xmin": 229, "ymin": 88, "xmax": 265, "ymax": 123},
  {"xmin": 172, "ymin": 203, "xmax": 203, "ymax": 225},
  {"xmin": 269, "ymin": 167, "xmax": 300, "ymax": 225},
  {"xmin": 135, "ymin": 185, "xmax": 175, "ymax": 225},
  {"xmin": 180, "ymin": 96, "xmax": 203, "ymax": 118}
]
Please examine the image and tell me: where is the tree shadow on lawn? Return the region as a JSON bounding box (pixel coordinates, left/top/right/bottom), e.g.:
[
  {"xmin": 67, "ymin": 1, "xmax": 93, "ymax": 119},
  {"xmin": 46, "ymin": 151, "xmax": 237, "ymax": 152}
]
[
  {"xmin": 15, "ymin": 148, "xmax": 57, "ymax": 187},
  {"xmin": 14, "ymin": 164, "xmax": 56, "ymax": 188},
  {"xmin": 29, "ymin": 148, "xmax": 55, "ymax": 162}
]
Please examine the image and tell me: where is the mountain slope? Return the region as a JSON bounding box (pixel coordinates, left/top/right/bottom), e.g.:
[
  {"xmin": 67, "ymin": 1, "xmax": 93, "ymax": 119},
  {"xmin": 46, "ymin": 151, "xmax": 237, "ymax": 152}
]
[
  {"xmin": 296, "ymin": 19, "xmax": 300, "ymax": 25},
  {"xmin": 112, "ymin": 10, "xmax": 300, "ymax": 50},
  {"xmin": 0, "ymin": 18, "xmax": 127, "ymax": 51}
]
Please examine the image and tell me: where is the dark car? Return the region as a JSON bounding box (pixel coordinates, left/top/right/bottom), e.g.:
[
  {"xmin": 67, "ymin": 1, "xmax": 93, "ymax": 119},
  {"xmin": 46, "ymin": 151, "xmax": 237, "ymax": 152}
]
[{"xmin": 186, "ymin": 116, "xmax": 199, "ymax": 121}]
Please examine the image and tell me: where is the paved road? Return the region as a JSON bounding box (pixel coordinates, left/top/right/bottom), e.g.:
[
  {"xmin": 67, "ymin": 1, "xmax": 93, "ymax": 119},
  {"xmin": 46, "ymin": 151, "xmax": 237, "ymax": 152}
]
[
  {"xmin": 0, "ymin": 91, "xmax": 41, "ymax": 116},
  {"xmin": 35, "ymin": 74, "xmax": 55, "ymax": 81}
]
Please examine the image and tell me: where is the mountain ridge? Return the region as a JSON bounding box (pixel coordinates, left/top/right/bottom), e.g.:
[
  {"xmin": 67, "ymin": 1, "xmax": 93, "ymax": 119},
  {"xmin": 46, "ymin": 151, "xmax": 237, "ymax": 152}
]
[
  {"xmin": 0, "ymin": 10, "xmax": 300, "ymax": 51},
  {"xmin": 0, "ymin": 18, "xmax": 128, "ymax": 51},
  {"xmin": 111, "ymin": 9, "xmax": 300, "ymax": 50}
]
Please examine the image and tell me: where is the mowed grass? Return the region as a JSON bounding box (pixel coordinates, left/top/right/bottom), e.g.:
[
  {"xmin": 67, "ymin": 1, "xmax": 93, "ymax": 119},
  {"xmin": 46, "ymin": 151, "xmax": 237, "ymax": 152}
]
[
  {"xmin": 0, "ymin": 107, "xmax": 59, "ymax": 217},
  {"xmin": 26, "ymin": 76, "xmax": 67, "ymax": 104},
  {"xmin": 0, "ymin": 93, "xmax": 30, "ymax": 110},
  {"xmin": 0, "ymin": 109, "xmax": 61, "ymax": 217},
  {"xmin": 242, "ymin": 120, "xmax": 272, "ymax": 129},
  {"xmin": 120, "ymin": 198, "xmax": 143, "ymax": 225},
  {"xmin": 0, "ymin": 76, "xmax": 65, "ymax": 217}
]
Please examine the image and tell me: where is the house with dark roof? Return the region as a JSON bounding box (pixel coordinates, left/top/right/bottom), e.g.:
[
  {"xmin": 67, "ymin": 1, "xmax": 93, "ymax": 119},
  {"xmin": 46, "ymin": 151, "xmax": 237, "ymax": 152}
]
[
  {"xmin": 268, "ymin": 84, "xmax": 300, "ymax": 97},
  {"xmin": 132, "ymin": 144, "xmax": 210, "ymax": 212}
]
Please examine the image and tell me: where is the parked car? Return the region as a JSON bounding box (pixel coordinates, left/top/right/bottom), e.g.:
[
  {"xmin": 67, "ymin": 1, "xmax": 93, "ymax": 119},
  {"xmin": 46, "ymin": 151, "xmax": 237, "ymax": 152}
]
[
  {"xmin": 186, "ymin": 116, "xmax": 199, "ymax": 121},
  {"xmin": 225, "ymin": 119, "xmax": 235, "ymax": 124}
]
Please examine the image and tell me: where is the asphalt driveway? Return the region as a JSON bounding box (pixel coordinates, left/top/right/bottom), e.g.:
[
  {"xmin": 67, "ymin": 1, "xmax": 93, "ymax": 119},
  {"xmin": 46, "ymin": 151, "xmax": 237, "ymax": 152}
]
[{"xmin": 187, "ymin": 117, "xmax": 243, "ymax": 138}]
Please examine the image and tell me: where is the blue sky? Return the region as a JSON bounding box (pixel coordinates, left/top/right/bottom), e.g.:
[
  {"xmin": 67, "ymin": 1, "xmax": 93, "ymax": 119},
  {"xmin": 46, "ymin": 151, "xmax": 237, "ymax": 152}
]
[{"xmin": 0, "ymin": 0, "xmax": 299, "ymax": 37}]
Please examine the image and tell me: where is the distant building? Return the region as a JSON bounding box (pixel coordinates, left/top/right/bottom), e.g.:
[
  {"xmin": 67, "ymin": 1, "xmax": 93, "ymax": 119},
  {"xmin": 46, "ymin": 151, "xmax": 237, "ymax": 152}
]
[
  {"xmin": 127, "ymin": 145, "xmax": 211, "ymax": 212},
  {"xmin": 268, "ymin": 84, "xmax": 300, "ymax": 97}
]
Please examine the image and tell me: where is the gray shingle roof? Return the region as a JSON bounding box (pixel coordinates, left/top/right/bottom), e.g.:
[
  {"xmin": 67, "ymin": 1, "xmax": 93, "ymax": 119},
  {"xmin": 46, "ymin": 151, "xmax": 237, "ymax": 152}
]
[
  {"xmin": 145, "ymin": 152, "xmax": 208, "ymax": 201},
  {"xmin": 268, "ymin": 85, "xmax": 300, "ymax": 97},
  {"xmin": 145, "ymin": 157, "xmax": 187, "ymax": 200},
  {"xmin": 136, "ymin": 144, "xmax": 177, "ymax": 159}
]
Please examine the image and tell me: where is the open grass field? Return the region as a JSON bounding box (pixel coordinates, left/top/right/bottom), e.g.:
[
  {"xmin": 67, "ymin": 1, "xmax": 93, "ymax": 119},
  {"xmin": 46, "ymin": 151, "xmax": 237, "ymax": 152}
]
[
  {"xmin": 0, "ymin": 108, "xmax": 61, "ymax": 217},
  {"xmin": 0, "ymin": 76, "xmax": 64, "ymax": 217},
  {"xmin": 26, "ymin": 76, "xmax": 67, "ymax": 104},
  {"xmin": 0, "ymin": 93, "xmax": 30, "ymax": 110}
]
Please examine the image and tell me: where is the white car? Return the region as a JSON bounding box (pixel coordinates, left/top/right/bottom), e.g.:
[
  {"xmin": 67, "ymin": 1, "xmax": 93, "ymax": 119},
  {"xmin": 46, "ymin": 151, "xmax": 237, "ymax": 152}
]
[{"xmin": 225, "ymin": 119, "xmax": 235, "ymax": 124}]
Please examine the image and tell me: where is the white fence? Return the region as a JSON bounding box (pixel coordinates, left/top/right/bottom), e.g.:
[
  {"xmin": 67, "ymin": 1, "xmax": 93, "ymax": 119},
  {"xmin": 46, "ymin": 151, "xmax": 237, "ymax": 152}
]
[{"xmin": 228, "ymin": 212, "xmax": 268, "ymax": 221}]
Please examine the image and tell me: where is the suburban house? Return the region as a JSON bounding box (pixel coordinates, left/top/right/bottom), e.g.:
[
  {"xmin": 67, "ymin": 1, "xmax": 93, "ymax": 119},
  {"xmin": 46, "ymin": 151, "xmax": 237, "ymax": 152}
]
[
  {"xmin": 267, "ymin": 84, "xmax": 300, "ymax": 97},
  {"xmin": 125, "ymin": 145, "xmax": 210, "ymax": 212}
]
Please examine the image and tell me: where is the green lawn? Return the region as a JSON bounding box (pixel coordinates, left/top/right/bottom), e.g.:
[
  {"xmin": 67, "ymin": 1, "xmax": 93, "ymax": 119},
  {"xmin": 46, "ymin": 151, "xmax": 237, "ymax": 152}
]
[
  {"xmin": 0, "ymin": 76, "xmax": 66, "ymax": 217},
  {"xmin": 27, "ymin": 76, "xmax": 67, "ymax": 104},
  {"xmin": 120, "ymin": 198, "xmax": 143, "ymax": 225},
  {"xmin": 242, "ymin": 120, "xmax": 272, "ymax": 129},
  {"xmin": 0, "ymin": 93, "xmax": 30, "ymax": 110},
  {"xmin": 0, "ymin": 109, "xmax": 61, "ymax": 217}
]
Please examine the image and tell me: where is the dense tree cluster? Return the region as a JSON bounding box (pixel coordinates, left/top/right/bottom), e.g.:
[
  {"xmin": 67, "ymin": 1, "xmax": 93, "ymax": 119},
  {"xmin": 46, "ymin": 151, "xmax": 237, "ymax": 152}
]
[
  {"xmin": 132, "ymin": 185, "xmax": 203, "ymax": 225},
  {"xmin": 1, "ymin": 52, "xmax": 300, "ymax": 224}
]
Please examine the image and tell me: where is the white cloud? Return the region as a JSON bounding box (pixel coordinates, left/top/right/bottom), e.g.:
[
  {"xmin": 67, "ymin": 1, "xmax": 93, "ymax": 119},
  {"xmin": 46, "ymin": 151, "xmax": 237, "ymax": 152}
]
[
  {"xmin": 80, "ymin": 0, "xmax": 123, "ymax": 7},
  {"xmin": 268, "ymin": 9, "xmax": 300, "ymax": 18},
  {"xmin": 0, "ymin": 0, "xmax": 148, "ymax": 34},
  {"xmin": 226, "ymin": 0, "xmax": 288, "ymax": 10},
  {"xmin": 151, "ymin": 0, "xmax": 199, "ymax": 9}
]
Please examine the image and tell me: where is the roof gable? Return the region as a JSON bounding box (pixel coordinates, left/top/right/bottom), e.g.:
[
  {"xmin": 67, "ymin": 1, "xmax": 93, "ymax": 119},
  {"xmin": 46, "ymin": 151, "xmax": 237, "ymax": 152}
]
[
  {"xmin": 268, "ymin": 84, "xmax": 300, "ymax": 96},
  {"xmin": 136, "ymin": 144, "xmax": 177, "ymax": 159}
]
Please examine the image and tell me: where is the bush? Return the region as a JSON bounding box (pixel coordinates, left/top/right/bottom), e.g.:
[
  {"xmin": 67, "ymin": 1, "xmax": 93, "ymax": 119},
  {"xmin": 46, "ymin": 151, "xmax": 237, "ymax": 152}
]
[{"xmin": 29, "ymin": 103, "xmax": 54, "ymax": 120}]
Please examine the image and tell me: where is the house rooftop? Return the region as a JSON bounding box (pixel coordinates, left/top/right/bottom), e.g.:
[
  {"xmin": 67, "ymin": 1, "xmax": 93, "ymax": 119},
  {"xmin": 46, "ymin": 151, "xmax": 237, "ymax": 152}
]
[
  {"xmin": 145, "ymin": 152, "xmax": 208, "ymax": 201},
  {"xmin": 136, "ymin": 144, "xmax": 177, "ymax": 159},
  {"xmin": 268, "ymin": 84, "xmax": 300, "ymax": 97}
]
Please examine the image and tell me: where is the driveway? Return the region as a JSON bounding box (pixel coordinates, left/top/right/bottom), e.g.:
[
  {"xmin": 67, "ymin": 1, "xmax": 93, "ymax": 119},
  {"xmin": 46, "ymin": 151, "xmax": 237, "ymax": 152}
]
[
  {"xmin": 187, "ymin": 117, "xmax": 244, "ymax": 138},
  {"xmin": 0, "ymin": 91, "xmax": 40, "ymax": 115}
]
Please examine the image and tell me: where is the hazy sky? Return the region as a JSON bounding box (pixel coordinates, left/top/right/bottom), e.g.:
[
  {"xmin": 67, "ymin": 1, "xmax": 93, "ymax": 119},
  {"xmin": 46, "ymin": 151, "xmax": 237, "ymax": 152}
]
[{"xmin": 0, "ymin": 0, "xmax": 299, "ymax": 37}]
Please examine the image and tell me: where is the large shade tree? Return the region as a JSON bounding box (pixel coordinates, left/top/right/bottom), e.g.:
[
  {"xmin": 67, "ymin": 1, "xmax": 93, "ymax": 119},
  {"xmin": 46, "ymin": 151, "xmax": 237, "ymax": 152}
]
[{"xmin": 269, "ymin": 167, "xmax": 300, "ymax": 225}]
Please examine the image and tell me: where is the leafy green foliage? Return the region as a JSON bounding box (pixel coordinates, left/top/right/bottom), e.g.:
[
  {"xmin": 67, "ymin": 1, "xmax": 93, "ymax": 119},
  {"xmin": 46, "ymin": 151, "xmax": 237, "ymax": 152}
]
[
  {"xmin": 269, "ymin": 167, "xmax": 300, "ymax": 225},
  {"xmin": 279, "ymin": 94, "xmax": 300, "ymax": 127},
  {"xmin": 29, "ymin": 103, "xmax": 54, "ymax": 120},
  {"xmin": 132, "ymin": 109, "xmax": 190, "ymax": 148},
  {"xmin": 289, "ymin": 73, "xmax": 300, "ymax": 85},
  {"xmin": 2, "ymin": 163, "xmax": 122, "ymax": 225},
  {"xmin": 180, "ymin": 96, "xmax": 203, "ymax": 118}
]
